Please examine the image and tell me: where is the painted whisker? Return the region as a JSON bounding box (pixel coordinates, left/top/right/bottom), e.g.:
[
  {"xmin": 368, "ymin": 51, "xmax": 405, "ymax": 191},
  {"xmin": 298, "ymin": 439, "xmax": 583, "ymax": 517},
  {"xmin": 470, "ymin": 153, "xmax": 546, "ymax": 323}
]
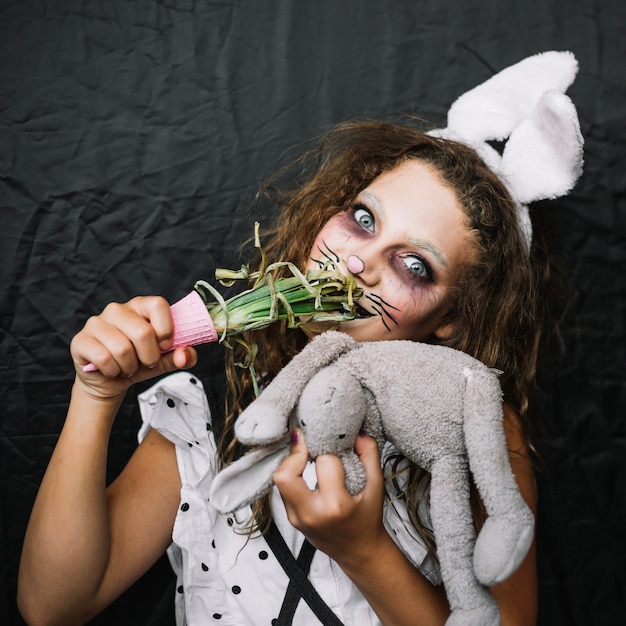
[
  {"xmin": 369, "ymin": 303, "xmax": 392, "ymax": 332},
  {"xmin": 366, "ymin": 293, "xmax": 399, "ymax": 327},
  {"xmin": 317, "ymin": 241, "xmax": 340, "ymax": 264},
  {"xmin": 366, "ymin": 293, "xmax": 401, "ymax": 311}
]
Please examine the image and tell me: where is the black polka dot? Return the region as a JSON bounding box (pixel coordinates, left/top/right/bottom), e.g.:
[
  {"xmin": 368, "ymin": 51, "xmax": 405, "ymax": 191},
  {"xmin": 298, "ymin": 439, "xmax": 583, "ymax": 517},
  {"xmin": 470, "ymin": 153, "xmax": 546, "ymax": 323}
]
[
  {"xmin": 190, "ymin": 377, "xmax": 197, "ymax": 384},
  {"xmin": 201, "ymin": 562, "xmax": 209, "ymax": 571},
  {"xmin": 232, "ymin": 585, "xmax": 241, "ymax": 595},
  {"xmin": 167, "ymin": 398, "xmax": 175, "ymax": 408},
  {"xmin": 212, "ymin": 540, "xmax": 216, "ymax": 548},
  {"xmin": 227, "ymin": 517, "xmax": 234, "ymax": 526},
  {"xmin": 212, "ymin": 613, "xmax": 222, "ymax": 620},
  {"xmin": 259, "ymin": 550, "xmax": 268, "ymax": 560},
  {"xmin": 177, "ymin": 585, "xmax": 184, "ymax": 594},
  {"xmin": 181, "ymin": 503, "xmax": 190, "ymax": 512}
]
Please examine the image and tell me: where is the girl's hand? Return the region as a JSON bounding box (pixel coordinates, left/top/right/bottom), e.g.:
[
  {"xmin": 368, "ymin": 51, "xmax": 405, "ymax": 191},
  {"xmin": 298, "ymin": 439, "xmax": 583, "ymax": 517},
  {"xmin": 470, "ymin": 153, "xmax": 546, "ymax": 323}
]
[
  {"xmin": 273, "ymin": 430, "xmax": 387, "ymax": 567},
  {"xmin": 71, "ymin": 296, "xmax": 197, "ymax": 402}
]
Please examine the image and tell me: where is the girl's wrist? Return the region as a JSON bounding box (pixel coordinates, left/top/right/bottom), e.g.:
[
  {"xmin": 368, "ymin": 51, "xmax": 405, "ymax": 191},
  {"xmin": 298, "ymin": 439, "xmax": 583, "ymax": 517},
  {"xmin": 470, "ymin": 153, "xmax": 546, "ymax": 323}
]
[
  {"xmin": 70, "ymin": 380, "xmax": 127, "ymax": 426},
  {"xmin": 331, "ymin": 524, "xmax": 394, "ymax": 575}
]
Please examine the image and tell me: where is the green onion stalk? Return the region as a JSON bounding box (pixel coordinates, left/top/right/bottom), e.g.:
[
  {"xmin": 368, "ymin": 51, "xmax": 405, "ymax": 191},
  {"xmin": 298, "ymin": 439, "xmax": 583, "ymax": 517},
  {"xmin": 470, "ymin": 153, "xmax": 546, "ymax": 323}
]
[
  {"xmin": 83, "ymin": 223, "xmax": 362, "ymax": 395},
  {"xmin": 182, "ymin": 221, "xmax": 360, "ymax": 335},
  {"xmin": 83, "ymin": 224, "xmax": 362, "ymax": 389},
  {"xmin": 170, "ymin": 224, "xmax": 361, "ymax": 394}
]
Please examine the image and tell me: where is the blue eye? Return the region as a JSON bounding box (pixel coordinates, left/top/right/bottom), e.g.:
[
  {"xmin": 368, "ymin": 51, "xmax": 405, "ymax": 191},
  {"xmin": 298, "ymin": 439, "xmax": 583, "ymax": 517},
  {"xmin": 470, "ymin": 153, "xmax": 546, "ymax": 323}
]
[
  {"xmin": 402, "ymin": 255, "xmax": 430, "ymax": 279},
  {"xmin": 353, "ymin": 206, "xmax": 375, "ymax": 231}
]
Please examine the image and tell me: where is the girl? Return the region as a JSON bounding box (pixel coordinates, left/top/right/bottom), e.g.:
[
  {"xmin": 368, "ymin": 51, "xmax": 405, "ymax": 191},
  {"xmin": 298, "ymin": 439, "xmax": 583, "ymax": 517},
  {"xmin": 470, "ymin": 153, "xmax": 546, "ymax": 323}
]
[{"xmin": 18, "ymin": 120, "xmax": 543, "ymax": 626}]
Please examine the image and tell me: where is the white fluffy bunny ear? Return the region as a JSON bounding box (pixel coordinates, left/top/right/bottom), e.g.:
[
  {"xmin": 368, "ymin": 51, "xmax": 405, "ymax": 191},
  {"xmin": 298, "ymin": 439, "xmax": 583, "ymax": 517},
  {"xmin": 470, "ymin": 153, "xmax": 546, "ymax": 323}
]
[
  {"xmin": 429, "ymin": 51, "xmax": 584, "ymax": 250},
  {"xmin": 500, "ymin": 89, "xmax": 584, "ymax": 204},
  {"xmin": 438, "ymin": 51, "xmax": 579, "ymax": 145}
]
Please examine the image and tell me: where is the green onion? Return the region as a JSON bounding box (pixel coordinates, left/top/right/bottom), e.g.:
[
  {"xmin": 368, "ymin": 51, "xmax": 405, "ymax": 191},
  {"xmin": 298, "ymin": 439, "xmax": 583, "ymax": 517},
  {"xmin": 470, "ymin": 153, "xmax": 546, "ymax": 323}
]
[
  {"xmin": 187, "ymin": 224, "xmax": 360, "ymax": 396},
  {"xmin": 194, "ymin": 224, "xmax": 361, "ymax": 341}
]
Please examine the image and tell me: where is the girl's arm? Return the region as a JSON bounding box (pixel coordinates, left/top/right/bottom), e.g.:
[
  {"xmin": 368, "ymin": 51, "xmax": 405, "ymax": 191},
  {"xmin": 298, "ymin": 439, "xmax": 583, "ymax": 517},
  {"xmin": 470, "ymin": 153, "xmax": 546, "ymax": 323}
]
[
  {"xmin": 18, "ymin": 297, "xmax": 196, "ymax": 626},
  {"xmin": 275, "ymin": 414, "xmax": 538, "ymax": 626}
]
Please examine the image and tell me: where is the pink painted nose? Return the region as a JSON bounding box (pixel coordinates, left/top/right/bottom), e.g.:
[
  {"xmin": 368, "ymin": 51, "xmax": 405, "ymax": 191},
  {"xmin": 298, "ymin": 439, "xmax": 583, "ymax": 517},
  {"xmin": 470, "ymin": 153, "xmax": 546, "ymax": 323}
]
[{"xmin": 347, "ymin": 255, "xmax": 365, "ymax": 275}]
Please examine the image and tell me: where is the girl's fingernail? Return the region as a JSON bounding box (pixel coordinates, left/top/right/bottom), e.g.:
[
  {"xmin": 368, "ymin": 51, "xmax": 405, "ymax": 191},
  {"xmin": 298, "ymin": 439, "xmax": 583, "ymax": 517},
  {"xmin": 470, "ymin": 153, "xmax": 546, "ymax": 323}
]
[{"xmin": 291, "ymin": 429, "xmax": 299, "ymax": 445}]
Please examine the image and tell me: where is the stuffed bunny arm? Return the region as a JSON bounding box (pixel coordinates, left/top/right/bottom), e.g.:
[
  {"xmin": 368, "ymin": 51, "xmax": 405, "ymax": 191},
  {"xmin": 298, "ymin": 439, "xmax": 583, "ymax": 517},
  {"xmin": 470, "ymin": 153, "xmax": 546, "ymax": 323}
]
[{"xmin": 209, "ymin": 441, "xmax": 290, "ymax": 513}]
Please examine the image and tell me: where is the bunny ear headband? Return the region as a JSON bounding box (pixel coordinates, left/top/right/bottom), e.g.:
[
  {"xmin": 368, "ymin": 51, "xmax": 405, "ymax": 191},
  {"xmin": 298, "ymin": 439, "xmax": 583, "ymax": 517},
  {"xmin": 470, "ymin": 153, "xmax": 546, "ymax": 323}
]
[{"xmin": 428, "ymin": 50, "xmax": 584, "ymax": 249}]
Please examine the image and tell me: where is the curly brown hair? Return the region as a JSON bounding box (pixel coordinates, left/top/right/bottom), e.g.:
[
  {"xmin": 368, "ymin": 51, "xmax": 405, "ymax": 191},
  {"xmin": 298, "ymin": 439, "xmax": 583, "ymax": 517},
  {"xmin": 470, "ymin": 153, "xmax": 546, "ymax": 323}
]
[{"xmin": 216, "ymin": 118, "xmax": 549, "ymax": 543}]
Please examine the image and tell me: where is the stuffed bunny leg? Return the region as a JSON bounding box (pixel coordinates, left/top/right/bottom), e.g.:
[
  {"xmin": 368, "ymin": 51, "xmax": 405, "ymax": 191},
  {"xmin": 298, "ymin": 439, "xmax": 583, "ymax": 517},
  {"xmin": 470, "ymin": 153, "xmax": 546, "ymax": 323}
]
[
  {"xmin": 429, "ymin": 455, "xmax": 499, "ymax": 626},
  {"xmin": 236, "ymin": 331, "xmax": 359, "ymax": 445},
  {"xmin": 462, "ymin": 366, "xmax": 535, "ymax": 586}
]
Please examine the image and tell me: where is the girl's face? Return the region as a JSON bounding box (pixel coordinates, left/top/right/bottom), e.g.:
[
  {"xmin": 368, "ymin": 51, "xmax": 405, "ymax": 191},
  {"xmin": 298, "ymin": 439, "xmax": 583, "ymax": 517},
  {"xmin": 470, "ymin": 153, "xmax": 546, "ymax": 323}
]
[{"xmin": 306, "ymin": 159, "xmax": 475, "ymax": 342}]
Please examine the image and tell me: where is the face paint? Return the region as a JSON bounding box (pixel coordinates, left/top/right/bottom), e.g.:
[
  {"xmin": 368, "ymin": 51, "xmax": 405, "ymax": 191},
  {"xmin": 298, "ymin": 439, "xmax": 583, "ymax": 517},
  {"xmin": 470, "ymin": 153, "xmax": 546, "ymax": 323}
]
[{"xmin": 307, "ymin": 160, "xmax": 475, "ymax": 342}]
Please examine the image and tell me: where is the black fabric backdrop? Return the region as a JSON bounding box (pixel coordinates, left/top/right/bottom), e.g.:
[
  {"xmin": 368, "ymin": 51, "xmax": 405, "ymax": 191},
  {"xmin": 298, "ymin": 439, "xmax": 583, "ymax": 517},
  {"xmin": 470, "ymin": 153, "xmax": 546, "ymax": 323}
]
[{"xmin": 1, "ymin": 1, "xmax": 624, "ymax": 625}]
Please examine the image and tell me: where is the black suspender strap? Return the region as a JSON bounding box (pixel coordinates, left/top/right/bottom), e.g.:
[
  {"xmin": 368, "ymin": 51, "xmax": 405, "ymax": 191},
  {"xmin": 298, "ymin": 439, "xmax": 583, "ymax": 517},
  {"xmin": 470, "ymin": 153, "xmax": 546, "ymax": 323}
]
[
  {"xmin": 276, "ymin": 532, "xmax": 316, "ymax": 625},
  {"xmin": 265, "ymin": 520, "xmax": 345, "ymax": 626}
]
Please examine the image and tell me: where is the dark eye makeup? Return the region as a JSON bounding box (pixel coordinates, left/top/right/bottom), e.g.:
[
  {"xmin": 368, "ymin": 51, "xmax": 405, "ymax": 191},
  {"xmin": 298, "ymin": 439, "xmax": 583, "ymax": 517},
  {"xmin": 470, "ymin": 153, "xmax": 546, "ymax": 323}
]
[
  {"xmin": 352, "ymin": 203, "xmax": 375, "ymax": 231},
  {"xmin": 349, "ymin": 203, "xmax": 435, "ymax": 284},
  {"xmin": 400, "ymin": 254, "xmax": 434, "ymax": 282}
]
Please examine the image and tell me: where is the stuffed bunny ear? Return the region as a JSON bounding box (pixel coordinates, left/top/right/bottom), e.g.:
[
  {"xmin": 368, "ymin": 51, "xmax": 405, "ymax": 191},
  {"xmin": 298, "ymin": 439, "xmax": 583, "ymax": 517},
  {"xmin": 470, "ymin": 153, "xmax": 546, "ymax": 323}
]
[{"xmin": 209, "ymin": 442, "xmax": 289, "ymax": 514}]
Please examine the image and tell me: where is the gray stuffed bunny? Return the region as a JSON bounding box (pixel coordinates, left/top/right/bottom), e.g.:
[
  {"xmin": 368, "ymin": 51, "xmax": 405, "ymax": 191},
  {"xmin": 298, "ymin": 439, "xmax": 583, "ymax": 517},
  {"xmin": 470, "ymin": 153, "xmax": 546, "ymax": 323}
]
[{"xmin": 210, "ymin": 331, "xmax": 534, "ymax": 626}]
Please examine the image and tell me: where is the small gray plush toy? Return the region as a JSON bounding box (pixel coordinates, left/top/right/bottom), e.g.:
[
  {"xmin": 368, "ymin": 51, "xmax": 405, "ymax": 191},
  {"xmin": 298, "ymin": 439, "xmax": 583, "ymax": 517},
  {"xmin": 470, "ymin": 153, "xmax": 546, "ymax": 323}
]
[{"xmin": 210, "ymin": 331, "xmax": 534, "ymax": 626}]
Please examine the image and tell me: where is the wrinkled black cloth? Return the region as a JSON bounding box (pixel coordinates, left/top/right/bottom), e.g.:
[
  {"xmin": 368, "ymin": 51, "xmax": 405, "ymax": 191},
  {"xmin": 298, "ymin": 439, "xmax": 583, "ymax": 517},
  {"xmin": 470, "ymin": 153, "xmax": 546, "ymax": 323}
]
[{"xmin": 1, "ymin": 2, "xmax": 625, "ymax": 625}]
